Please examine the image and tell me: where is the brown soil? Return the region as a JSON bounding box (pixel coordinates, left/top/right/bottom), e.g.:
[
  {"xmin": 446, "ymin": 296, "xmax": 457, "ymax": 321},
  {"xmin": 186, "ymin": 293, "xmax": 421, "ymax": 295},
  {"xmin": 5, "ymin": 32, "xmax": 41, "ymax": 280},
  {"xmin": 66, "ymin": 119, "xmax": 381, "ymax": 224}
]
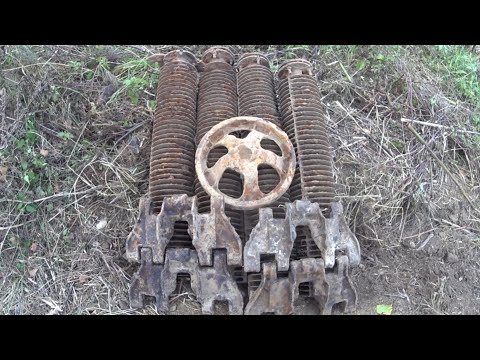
[{"xmin": 354, "ymin": 226, "xmax": 480, "ymax": 315}]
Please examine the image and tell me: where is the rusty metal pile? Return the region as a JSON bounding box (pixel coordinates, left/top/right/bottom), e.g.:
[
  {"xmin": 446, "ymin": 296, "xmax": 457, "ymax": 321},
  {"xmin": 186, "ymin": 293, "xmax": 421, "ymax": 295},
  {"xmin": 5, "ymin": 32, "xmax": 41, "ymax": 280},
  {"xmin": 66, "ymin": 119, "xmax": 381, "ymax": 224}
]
[{"xmin": 125, "ymin": 46, "xmax": 361, "ymax": 315}]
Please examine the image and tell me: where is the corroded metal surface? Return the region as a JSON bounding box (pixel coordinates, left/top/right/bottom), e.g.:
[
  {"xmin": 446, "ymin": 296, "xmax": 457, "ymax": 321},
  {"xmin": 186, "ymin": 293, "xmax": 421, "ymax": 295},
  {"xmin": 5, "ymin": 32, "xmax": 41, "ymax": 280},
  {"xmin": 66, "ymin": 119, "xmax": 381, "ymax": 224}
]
[
  {"xmin": 237, "ymin": 53, "xmax": 291, "ymax": 240},
  {"xmin": 130, "ymin": 248, "xmax": 244, "ymax": 314},
  {"xmin": 125, "ymin": 47, "xmax": 361, "ymax": 315},
  {"xmin": 148, "ymin": 50, "xmax": 198, "ymax": 248},
  {"xmin": 194, "ymin": 46, "xmax": 245, "ymax": 243},
  {"xmin": 323, "ymin": 255, "xmax": 358, "ymax": 314},
  {"xmin": 276, "ymin": 59, "xmax": 338, "ymax": 262},
  {"xmin": 149, "ymin": 50, "xmax": 198, "ymax": 213},
  {"xmin": 245, "ymin": 262, "xmax": 293, "ymax": 315},
  {"xmin": 277, "ymin": 59, "xmax": 336, "ymax": 211},
  {"xmin": 243, "ymin": 200, "xmax": 360, "ymax": 273},
  {"xmin": 195, "ymin": 116, "xmax": 296, "ymax": 210},
  {"xmin": 244, "ymin": 206, "xmax": 295, "ymax": 273},
  {"xmin": 244, "ymin": 256, "xmax": 356, "ymax": 315},
  {"xmin": 126, "ymin": 194, "xmax": 242, "ymax": 267},
  {"xmin": 193, "ymin": 195, "xmax": 243, "ymax": 266},
  {"xmin": 129, "ymin": 247, "xmax": 163, "ymax": 308}
]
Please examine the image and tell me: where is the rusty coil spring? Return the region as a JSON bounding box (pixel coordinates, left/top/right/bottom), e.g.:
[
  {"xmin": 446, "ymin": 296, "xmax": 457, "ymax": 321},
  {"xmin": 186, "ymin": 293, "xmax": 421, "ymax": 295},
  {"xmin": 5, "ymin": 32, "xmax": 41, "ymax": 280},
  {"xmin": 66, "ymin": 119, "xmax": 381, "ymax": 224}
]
[
  {"xmin": 277, "ymin": 60, "xmax": 335, "ymax": 207},
  {"xmin": 194, "ymin": 46, "xmax": 245, "ymax": 242},
  {"xmin": 149, "ymin": 50, "xmax": 198, "ymax": 248},
  {"xmin": 277, "ymin": 59, "xmax": 335, "ymax": 259},
  {"xmin": 237, "ymin": 53, "xmax": 291, "ymax": 240}
]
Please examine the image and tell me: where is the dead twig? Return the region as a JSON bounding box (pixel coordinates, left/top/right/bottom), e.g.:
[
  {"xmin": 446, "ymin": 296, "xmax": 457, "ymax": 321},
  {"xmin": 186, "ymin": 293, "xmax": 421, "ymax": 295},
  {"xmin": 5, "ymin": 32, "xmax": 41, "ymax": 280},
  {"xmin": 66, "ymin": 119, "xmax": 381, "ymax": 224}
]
[
  {"xmin": 401, "ymin": 118, "xmax": 480, "ymax": 135},
  {"xmin": 415, "ymin": 233, "xmax": 434, "ymax": 251},
  {"xmin": 402, "ymin": 228, "xmax": 436, "ymax": 239},
  {"xmin": 33, "ymin": 186, "xmax": 105, "ymax": 203},
  {"xmin": 0, "ymin": 219, "xmax": 35, "ymax": 231},
  {"xmin": 113, "ymin": 120, "xmax": 149, "ymax": 147},
  {"xmin": 438, "ymin": 218, "xmax": 480, "ymax": 234}
]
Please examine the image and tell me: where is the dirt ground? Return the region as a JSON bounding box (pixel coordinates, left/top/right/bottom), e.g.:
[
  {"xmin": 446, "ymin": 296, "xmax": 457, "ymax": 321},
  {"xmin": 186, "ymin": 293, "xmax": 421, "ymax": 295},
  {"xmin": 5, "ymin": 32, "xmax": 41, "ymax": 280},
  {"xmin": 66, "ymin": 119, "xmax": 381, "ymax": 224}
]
[{"xmin": 1, "ymin": 45, "xmax": 479, "ymax": 315}]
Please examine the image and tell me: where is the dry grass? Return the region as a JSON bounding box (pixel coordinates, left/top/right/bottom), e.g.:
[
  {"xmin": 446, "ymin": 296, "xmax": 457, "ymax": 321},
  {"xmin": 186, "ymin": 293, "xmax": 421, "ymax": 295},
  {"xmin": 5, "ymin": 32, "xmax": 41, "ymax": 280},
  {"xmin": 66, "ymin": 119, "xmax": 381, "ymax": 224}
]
[
  {"xmin": 323, "ymin": 48, "xmax": 480, "ymax": 248},
  {"xmin": 1, "ymin": 45, "xmax": 480, "ymax": 314}
]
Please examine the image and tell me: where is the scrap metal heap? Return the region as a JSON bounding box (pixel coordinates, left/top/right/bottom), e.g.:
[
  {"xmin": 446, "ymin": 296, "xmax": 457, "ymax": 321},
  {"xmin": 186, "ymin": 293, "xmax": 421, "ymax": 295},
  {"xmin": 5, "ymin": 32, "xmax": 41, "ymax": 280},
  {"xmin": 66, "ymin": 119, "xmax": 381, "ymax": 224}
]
[{"xmin": 125, "ymin": 47, "xmax": 361, "ymax": 315}]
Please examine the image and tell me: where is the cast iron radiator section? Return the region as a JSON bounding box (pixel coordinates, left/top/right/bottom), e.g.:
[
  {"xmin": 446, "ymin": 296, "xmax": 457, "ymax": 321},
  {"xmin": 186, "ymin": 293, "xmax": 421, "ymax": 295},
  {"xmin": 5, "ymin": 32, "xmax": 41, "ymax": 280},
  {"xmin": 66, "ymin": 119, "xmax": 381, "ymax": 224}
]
[{"xmin": 125, "ymin": 47, "xmax": 361, "ymax": 315}]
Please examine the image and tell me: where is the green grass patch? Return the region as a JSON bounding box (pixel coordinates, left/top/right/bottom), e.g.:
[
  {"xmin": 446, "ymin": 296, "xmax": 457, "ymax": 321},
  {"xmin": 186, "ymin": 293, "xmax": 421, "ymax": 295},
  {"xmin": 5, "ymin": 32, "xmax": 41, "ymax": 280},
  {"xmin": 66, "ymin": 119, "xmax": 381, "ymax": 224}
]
[
  {"xmin": 110, "ymin": 58, "xmax": 158, "ymax": 105},
  {"xmin": 433, "ymin": 45, "xmax": 480, "ymax": 127}
]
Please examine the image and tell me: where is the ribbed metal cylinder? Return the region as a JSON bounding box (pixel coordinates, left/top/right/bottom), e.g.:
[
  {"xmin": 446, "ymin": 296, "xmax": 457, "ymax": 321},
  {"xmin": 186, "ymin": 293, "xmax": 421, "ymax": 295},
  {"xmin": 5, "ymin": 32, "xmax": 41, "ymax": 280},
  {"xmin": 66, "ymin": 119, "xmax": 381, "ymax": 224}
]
[
  {"xmin": 277, "ymin": 59, "xmax": 335, "ymax": 210},
  {"xmin": 277, "ymin": 59, "xmax": 335, "ymax": 259},
  {"xmin": 237, "ymin": 53, "xmax": 291, "ymax": 239},
  {"xmin": 148, "ymin": 50, "xmax": 198, "ymax": 248},
  {"xmin": 194, "ymin": 46, "xmax": 245, "ymax": 242}
]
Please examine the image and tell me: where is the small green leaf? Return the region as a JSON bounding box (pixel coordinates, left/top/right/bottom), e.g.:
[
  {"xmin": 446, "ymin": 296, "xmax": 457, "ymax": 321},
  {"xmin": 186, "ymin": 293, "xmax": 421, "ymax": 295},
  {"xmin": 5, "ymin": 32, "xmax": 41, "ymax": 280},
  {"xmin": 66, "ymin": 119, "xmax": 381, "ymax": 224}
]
[
  {"xmin": 57, "ymin": 131, "xmax": 74, "ymax": 140},
  {"xmin": 148, "ymin": 100, "xmax": 157, "ymax": 111},
  {"xmin": 356, "ymin": 59, "xmax": 366, "ymax": 71},
  {"xmin": 16, "ymin": 139, "xmax": 26, "ymax": 149},
  {"xmin": 84, "ymin": 71, "xmax": 94, "ymax": 80},
  {"xmin": 26, "ymin": 130, "xmax": 38, "ymax": 144},
  {"xmin": 21, "ymin": 161, "xmax": 29, "ymax": 170},
  {"xmin": 52, "ymin": 90, "xmax": 60, "ymax": 103},
  {"xmin": 130, "ymin": 94, "xmax": 139, "ymax": 105},
  {"xmin": 33, "ymin": 158, "xmax": 46, "ymax": 168},
  {"xmin": 376, "ymin": 53, "xmax": 385, "ymax": 62},
  {"xmin": 26, "ymin": 116, "xmax": 36, "ymax": 131},
  {"xmin": 47, "ymin": 203, "xmax": 54, "ymax": 212},
  {"xmin": 68, "ymin": 61, "xmax": 82, "ymax": 71},
  {"xmin": 376, "ymin": 304, "xmax": 393, "ymax": 315},
  {"xmin": 25, "ymin": 204, "xmax": 37, "ymax": 213},
  {"xmin": 26, "ymin": 169, "xmax": 37, "ymax": 183}
]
